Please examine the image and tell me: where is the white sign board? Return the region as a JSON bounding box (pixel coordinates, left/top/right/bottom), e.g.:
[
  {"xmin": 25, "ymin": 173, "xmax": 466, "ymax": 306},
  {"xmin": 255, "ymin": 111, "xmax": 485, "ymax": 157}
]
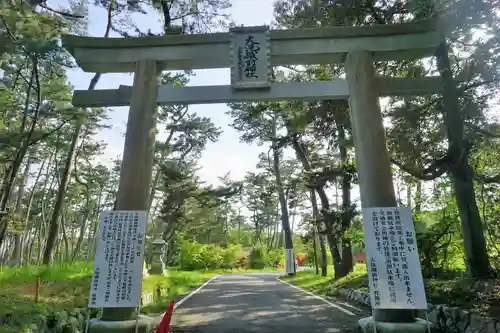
[
  {"xmin": 362, "ymin": 207, "xmax": 427, "ymax": 310},
  {"xmin": 88, "ymin": 211, "xmax": 147, "ymax": 308},
  {"xmin": 230, "ymin": 26, "xmax": 270, "ymax": 90}
]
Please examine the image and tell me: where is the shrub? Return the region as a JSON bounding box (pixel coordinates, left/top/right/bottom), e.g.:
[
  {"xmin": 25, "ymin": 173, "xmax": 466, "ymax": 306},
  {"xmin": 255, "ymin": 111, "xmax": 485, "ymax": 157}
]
[
  {"xmin": 248, "ymin": 247, "xmax": 268, "ymax": 269},
  {"xmin": 221, "ymin": 244, "xmax": 242, "ymax": 267},
  {"xmin": 296, "ymin": 252, "xmax": 308, "ymax": 265},
  {"xmin": 179, "ymin": 242, "xmax": 242, "ymax": 270},
  {"xmin": 268, "ymin": 249, "xmax": 284, "ymax": 267},
  {"xmin": 198, "ymin": 244, "xmax": 223, "ymax": 269},
  {"xmin": 235, "ymin": 255, "xmax": 248, "ymax": 268},
  {"xmin": 179, "ymin": 241, "xmax": 205, "ymax": 270}
]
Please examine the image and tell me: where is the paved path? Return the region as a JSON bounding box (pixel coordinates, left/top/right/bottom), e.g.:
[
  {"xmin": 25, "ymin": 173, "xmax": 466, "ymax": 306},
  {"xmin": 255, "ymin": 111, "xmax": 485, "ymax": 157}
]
[{"xmin": 171, "ymin": 273, "xmax": 366, "ymax": 333}]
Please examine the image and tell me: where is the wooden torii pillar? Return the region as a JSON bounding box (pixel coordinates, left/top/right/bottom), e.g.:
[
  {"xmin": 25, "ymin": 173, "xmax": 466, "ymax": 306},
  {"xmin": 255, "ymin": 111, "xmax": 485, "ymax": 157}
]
[{"xmin": 63, "ymin": 19, "xmax": 441, "ymax": 333}]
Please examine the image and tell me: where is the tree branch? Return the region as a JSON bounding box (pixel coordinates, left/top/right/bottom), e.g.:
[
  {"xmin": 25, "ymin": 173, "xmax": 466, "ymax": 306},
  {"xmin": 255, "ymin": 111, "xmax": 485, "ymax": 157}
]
[
  {"xmin": 391, "ymin": 157, "xmax": 448, "ymax": 180},
  {"xmin": 458, "ymin": 78, "xmax": 500, "ymax": 93},
  {"xmin": 73, "ymin": 139, "xmax": 89, "ymax": 188},
  {"xmin": 39, "ymin": 4, "xmax": 85, "ymax": 18},
  {"xmin": 466, "ymin": 123, "xmax": 500, "ymax": 138},
  {"xmin": 474, "ymin": 173, "xmax": 500, "ymax": 184}
]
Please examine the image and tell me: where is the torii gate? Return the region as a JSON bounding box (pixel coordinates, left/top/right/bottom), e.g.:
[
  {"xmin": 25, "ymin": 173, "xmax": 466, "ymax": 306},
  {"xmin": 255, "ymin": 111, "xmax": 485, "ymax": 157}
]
[{"xmin": 63, "ymin": 20, "xmax": 441, "ymax": 333}]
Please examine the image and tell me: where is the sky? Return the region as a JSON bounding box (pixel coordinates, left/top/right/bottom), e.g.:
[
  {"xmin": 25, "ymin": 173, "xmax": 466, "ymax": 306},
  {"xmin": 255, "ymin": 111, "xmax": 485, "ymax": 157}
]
[{"xmin": 64, "ymin": 0, "xmax": 276, "ymax": 187}]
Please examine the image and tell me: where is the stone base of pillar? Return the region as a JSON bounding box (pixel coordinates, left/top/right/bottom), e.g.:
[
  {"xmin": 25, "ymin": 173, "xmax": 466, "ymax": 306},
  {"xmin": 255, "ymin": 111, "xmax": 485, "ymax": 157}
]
[
  {"xmin": 87, "ymin": 315, "xmax": 155, "ymax": 333},
  {"xmin": 358, "ymin": 317, "xmax": 433, "ymax": 333},
  {"xmin": 285, "ymin": 248, "xmax": 295, "ymax": 276}
]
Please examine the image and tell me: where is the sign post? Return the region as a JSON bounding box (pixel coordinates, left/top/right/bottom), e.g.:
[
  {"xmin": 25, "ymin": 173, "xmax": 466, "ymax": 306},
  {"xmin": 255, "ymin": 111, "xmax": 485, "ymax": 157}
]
[
  {"xmin": 86, "ymin": 211, "xmax": 148, "ymax": 331},
  {"xmin": 361, "ymin": 207, "xmax": 427, "ymax": 310}
]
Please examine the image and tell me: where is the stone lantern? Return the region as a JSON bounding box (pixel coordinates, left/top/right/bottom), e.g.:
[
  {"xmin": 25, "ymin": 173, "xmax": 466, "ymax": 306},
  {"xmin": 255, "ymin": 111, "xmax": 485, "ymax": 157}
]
[{"xmin": 149, "ymin": 220, "xmax": 167, "ymax": 275}]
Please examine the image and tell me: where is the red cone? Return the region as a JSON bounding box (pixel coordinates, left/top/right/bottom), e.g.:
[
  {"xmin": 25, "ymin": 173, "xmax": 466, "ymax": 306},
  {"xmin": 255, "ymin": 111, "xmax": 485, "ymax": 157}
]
[{"xmin": 156, "ymin": 300, "xmax": 175, "ymax": 333}]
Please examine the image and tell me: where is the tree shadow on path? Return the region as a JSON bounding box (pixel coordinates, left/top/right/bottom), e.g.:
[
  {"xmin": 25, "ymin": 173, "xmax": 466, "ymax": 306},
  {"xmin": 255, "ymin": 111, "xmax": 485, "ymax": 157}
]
[{"xmin": 171, "ymin": 274, "xmax": 367, "ymax": 333}]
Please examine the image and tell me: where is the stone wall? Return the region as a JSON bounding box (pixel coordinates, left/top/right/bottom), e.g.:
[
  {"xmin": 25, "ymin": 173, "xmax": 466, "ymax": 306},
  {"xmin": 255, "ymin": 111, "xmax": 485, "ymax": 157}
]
[
  {"xmin": 10, "ymin": 289, "xmax": 158, "ymax": 333},
  {"xmin": 21, "ymin": 308, "xmax": 101, "ymax": 333},
  {"xmin": 339, "ymin": 288, "xmax": 500, "ymax": 333}
]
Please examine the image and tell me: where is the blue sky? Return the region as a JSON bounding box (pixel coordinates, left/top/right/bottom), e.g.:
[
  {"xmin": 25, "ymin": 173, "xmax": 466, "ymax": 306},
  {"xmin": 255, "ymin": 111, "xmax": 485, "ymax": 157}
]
[{"xmin": 65, "ymin": 0, "xmax": 276, "ymax": 186}]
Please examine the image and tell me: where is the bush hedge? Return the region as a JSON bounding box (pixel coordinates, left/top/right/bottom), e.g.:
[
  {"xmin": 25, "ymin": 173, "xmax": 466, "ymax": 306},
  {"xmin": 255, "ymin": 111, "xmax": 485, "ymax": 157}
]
[{"xmin": 179, "ymin": 241, "xmax": 285, "ymax": 270}]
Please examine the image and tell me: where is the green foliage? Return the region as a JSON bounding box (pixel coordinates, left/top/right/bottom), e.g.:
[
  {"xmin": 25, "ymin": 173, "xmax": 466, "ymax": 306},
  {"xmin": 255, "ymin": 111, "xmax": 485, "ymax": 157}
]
[
  {"xmin": 283, "ymin": 264, "xmax": 500, "ymax": 317},
  {"xmin": 141, "ymin": 269, "xmax": 221, "ymax": 314},
  {"xmin": 344, "ymin": 217, "xmax": 365, "ymax": 253},
  {"xmin": 0, "ymin": 259, "xmax": 282, "ymax": 332},
  {"xmin": 416, "ymin": 204, "xmax": 467, "ymax": 276},
  {"xmin": 177, "ymin": 240, "xmax": 285, "ymax": 270},
  {"xmin": 179, "ymin": 241, "xmax": 245, "ymax": 270},
  {"xmin": 0, "ymin": 262, "xmax": 94, "ymax": 332},
  {"xmin": 267, "ymin": 249, "xmax": 285, "ymax": 267},
  {"xmin": 179, "ymin": 241, "xmax": 207, "ymax": 270},
  {"xmin": 281, "ymin": 264, "xmax": 369, "ymax": 296},
  {"xmin": 0, "ymin": 261, "xmax": 93, "ymax": 285},
  {"xmin": 198, "ymin": 244, "xmax": 223, "ymax": 269},
  {"xmin": 248, "ymin": 247, "xmax": 268, "ymax": 269},
  {"xmin": 222, "ymin": 244, "xmax": 243, "ymax": 266},
  {"xmin": 1, "ymin": 260, "xmax": 279, "ymax": 332},
  {"xmin": 306, "ymin": 246, "xmax": 316, "ymax": 266}
]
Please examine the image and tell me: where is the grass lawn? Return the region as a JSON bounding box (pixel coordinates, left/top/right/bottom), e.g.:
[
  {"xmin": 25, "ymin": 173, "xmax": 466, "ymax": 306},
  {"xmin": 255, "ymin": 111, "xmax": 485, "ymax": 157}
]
[
  {"xmin": 281, "ymin": 265, "xmax": 500, "ymax": 318},
  {"xmin": 0, "ymin": 262, "xmax": 283, "ymax": 332},
  {"xmin": 281, "ymin": 264, "xmax": 369, "ymax": 296}
]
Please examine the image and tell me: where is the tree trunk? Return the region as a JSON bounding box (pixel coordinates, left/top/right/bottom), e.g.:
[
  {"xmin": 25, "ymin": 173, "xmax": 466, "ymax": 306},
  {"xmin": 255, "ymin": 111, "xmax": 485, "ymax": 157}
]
[
  {"xmin": 37, "ymin": 218, "xmax": 44, "ymax": 264},
  {"xmin": 269, "ymin": 219, "xmax": 276, "ymax": 249},
  {"xmin": 42, "ymin": 125, "xmax": 81, "ymax": 265},
  {"xmin": 310, "ymin": 190, "xmax": 327, "ymax": 277},
  {"xmin": 435, "ymin": 41, "xmax": 492, "ymax": 278},
  {"xmin": 271, "ymin": 122, "xmax": 294, "ymax": 273},
  {"xmin": 415, "ymin": 181, "xmax": 422, "ymax": 213},
  {"xmin": 406, "ymin": 183, "xmax": 412, "ymax": 209},
  {"xmin": 0, "ymin": 236, "xmax": 9, "ymax": 264},
  {"xmin": 72, "ymin": 196, "xmax": 91, "ymax": 260},
  {"xmin": 327, "ymin": 233, "xmax": 344, "ymax": 278},
  {"xmin": 88, "ymin": 192, "xmax": 106, "ymax": 258},
  {"xmin": 237, "ymin": 209, "xmax": 241, "ymax": 244},
  {"xmin": 312, "ymin": 223, "xmax": 319, "ymax": 275},
  {"xmin": 148, "ymin": 112, "xmax": 188, "ymax": 213},
  {"xmin": 28, "ymin": 220, "xmax": 39, "ymax": 265},
  {"xmin": 24, "ymin": 156, "xmax": 47, "ymax": 265},
  {"xmin": 41, "ymin": 0, "xmax": 114, "ymax": 264},
  {"xmin": 10, "ymin": 156, "xmax": 32, "ymax": 266},
  {"xmin": 61, "ymin": 213, "xmax": 71, "ymax": 261},
  {"xmin": 290, "ymin": 136, "xmax": 343, "ymax": 276},
  {"xmin": 0, "ymin": 81, "xmax": 47, "ymax": 247},
  {"xmin": 272, "ymin": 144, "xmax": 294, "ymax": 274},
  {"xmin": 337, "ymin": 120, "xmax": 354, "ymax": 278}
]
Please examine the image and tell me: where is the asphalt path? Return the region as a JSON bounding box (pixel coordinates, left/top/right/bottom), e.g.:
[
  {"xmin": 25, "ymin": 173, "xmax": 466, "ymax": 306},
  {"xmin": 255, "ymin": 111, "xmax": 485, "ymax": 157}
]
[{"xmin": 170, "ymin": 272, "xmax": 366, "ymax": 333}]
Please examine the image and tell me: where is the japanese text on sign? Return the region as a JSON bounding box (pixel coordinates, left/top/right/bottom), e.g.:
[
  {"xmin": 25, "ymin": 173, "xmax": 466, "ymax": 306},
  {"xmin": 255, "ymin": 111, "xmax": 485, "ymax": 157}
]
[
  {"xmin": 88, "ymin": 211, "xmax": 147, "ymax": 308},
  {"xmin": 230, "ymin": 26, "xmax": 270, "ymax": 89},
  {"xmin": 362, "ymin": 207, "xmax": 427, "ymax": 310},
  {"xmin": 241, "ymin": 35, "xmax": 260, "ymax": 78}
]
